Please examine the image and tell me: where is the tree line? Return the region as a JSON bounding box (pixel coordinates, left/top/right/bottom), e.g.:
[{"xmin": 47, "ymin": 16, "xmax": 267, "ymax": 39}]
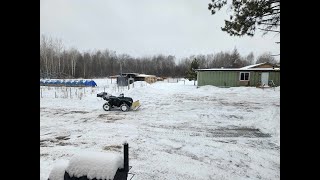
[{"xmin": 40, "ymin": 35, "xmax": 278, "ymax": 79}]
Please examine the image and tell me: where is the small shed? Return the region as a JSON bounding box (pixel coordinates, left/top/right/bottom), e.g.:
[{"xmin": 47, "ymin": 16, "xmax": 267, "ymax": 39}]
[
  {"xmin": 135, "ymin": 74, "xmax": 157, "ymax": 84},
  {"xmin": 111, "ymin": 73, "xmax": 157, "ymax": 85}
]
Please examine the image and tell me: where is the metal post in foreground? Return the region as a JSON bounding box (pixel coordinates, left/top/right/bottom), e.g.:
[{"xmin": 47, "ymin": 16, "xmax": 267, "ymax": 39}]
[{"xmin": 124, "ymin": 142, "xmax": 129, "ymax": 173}]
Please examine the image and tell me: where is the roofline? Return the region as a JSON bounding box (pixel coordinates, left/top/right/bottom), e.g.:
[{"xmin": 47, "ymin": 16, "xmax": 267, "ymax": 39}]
[
  {"xmin": 136, "ymin": 75, "xmax": 156, "ymax": 77},
  {"xmin": 239, "ymin": 62, "xmax": 266, "ymax": 69},
  {"xmin": 196, "ymin": 68, "xmax": 280, "ymax": 71}
]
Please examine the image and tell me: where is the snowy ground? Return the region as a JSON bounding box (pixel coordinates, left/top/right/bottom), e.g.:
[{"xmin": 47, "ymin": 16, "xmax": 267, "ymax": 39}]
[{"xmin": 40, "ymin": 79, "xmax": 280, "ymax": 180}]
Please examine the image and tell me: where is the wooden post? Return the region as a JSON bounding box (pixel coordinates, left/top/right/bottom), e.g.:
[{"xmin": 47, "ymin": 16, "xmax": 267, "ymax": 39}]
[
  {"xmin": 70, "ymin": 88, "xmax": 72, "ymax": 98},
  {"xmin": 40, "ymin": 88, "xmax": 42, "ymax": 98}
]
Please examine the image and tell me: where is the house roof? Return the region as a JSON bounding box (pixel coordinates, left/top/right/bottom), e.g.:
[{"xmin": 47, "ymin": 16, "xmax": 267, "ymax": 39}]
[
  {"xmin": 110, "ymin": 73, "xmax": 156, "ymax": 78},
  {"xmin": 240, "ymin": 62, "xmax": 280, "ymax": 69},
  {"xmin": 196, "ymin": 68, "xmax": 280, "ymax": 71},
  {"xmin": 136, "ymin": 74, "xmax": 156, "ymax": 78},
  {"xmin": 196, "ymin": 62, "xmax": 280, "ymax": 71},
  {"xmin": 239, "ymin": 62, "xmax": 266, "ymax": 69}
]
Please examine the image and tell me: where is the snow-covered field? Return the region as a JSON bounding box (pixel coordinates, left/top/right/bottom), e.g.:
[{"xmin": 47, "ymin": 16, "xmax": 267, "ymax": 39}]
[{"xmin": 40, "ymin": 79, "xmax": 280, "ymax": 180}]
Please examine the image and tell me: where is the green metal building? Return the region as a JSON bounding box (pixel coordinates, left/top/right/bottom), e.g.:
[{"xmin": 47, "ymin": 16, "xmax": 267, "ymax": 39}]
[{"xmin": 196, "ymin": 63, "xmax": 280, "ymax": 87}]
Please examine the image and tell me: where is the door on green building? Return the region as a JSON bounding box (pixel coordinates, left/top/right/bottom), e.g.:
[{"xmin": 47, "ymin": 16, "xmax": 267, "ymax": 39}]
[{"xmin": 261, "ymin": 72, "xmax": 269, "ymax": 86}]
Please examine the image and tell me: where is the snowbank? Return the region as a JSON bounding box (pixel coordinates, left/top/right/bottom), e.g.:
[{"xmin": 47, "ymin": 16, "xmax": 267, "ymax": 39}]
[
  {"xmin": 48, "ymin": 160, "xmax": 69, "ymax": 180},
  {"xmin": 65, "ymin": 151, "xmax": 124, "ymax": 180}
]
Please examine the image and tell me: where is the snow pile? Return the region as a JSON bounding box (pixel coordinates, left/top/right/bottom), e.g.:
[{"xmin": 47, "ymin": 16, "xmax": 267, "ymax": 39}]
[
  {"xmin": 48, "ymin": 160, "xmax": 69, "ymax": 180},
  {"xmin": 65, "ymin": 151, "xmax": 124, "ymax": 180}
]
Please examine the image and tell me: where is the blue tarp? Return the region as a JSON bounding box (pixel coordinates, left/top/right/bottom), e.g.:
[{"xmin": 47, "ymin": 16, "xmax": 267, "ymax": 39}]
[
  {"xmin": 65, "ymin": 81, "xmax": 72, "ymax": 86},
  {"xmin": 40, "ymin": 79, "xmax": 97, "ymax": 87},
  {"xmin": 85, "ymin": 80, "xmax": 97, "ymax": 87}
]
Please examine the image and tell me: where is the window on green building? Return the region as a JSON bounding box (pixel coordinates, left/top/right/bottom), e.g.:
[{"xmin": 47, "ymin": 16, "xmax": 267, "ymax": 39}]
[{"xmin": 240, "ymin": 72, "xmax": 250, "ymax": 81}]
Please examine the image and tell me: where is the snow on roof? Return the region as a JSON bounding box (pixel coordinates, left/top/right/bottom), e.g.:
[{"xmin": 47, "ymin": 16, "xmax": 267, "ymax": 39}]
[
  {"xmin": 65, "ymin": 151, "xmax": 124, "ymax": 180},
  {"xmin": 239, "ymin": 62, "xmax": 266, "ymax": 69},
  {"xmin": 136, "ymin": 74, "xmax": 156, "ymax": 77},
  {"xmin": 196, "ymin": 68, "xmax": 279, "ymax": 71},
  {"xmin": 247, "ymin": 68, "xmax": 279, "ymax": 70},
  {"xmin": 48, "ymin": 160, "xmax": 69, "ymax": 180}
]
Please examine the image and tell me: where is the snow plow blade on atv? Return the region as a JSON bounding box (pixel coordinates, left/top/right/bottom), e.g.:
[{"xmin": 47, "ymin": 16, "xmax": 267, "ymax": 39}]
[
  {"xmin": 131, "ymin": 100, "xmax": 141, "ymax": 110},
  {"xmin": 97, "ymin": 92, "xmax": 141, "ymax": 112}
]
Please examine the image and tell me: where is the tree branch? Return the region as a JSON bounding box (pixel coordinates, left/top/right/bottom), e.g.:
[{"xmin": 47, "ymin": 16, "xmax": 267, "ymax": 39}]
[
  {"xmin": 271, "ymin": 4, "xmax": 280, "ymax": 9},
  {"xmin": 261, "ymin": 11, "xmax": 280, "ymax": 17},
  {"xmin": 258, "ymin": 22, "xmax": 280, "ymax": 26},
  {"xmin": 258, "ymin": 28, "xmax": 280, "ymax": 33},
  {"xmin": 269, "ymin": 0, "xmax": 280, "ymax": 3},
  {"xmin": 260, "ymin": 18, "xmax": 279, "ymax": 22}
]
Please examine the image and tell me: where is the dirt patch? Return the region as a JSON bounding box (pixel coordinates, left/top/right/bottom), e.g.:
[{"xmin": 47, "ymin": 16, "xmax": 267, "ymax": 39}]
[
  {"xmin": 218, "ymin": 101, "xmax": 262, "ymax": 110},
  {"xmin": 98, "ymin": 114, "xmax": 124, "ymax": 122},
  {"xmin": 40, "ymin": 153, "xmax": 49, "ymax": 157},
  {"xmin": 220, "ymin": 114, "xmax": 244, "ymax": 120},
  {"xmin": 268, "ymin": 142, "xmax": 280, "ymax": 150},
  {"xmin": 80, "ymin": 118, "xmax": 90, "ymax": 122},
  {"xmin": 41, "ymin": 108, "xmax": 89, "ymax": 116},
  {"xmin": 273, "ymin": 103, "xmax": 280, "ymax": 107},
  {"xmin": 98, "ymin": 114, "xmax": 108, "ymax": 118},
  {"xmin": 70, "ymin": 111, "xmax": 89, "ymax": 114},
  {"xmin": 207, "ymin": 127, "xmax": 271, "ymax": 138},
  {"xmin": 55, "ymin": 135, "xmax": 70, "ymax": 140},
  {"xmin": 57, "ymin": 142, "xmax": 72, "ymax": 146},
  {"xmin": 103, "ymin": 145, "xmax": 122, "ymax": 152},
  {"xmin": 40, "ymin": 135, "xmax": 72, "ymax": 147},
  {"xmin": 61, "ymin": 110, "xmax": 89, "ymax": 116},
  {"xmin": 144, "ymin": 126, "xmax": 271, "ymax": 138}
]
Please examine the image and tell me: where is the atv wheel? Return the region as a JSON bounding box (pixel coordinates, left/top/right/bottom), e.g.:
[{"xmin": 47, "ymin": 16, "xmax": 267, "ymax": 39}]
[
  {"xmin": 103, "ymin": 102, "xmax": 111, "ymax": 111},
  {"xmin": 120, "ymin": 103, "xmax": 129, "ymax": 112}
]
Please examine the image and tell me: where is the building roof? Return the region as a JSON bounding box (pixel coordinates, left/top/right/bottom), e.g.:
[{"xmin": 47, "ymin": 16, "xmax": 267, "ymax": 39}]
[
  {"xmin": 196, "ymin": 68, "xmax": 280, "ymax": 71},
  {"xmin": 110, "ymin": 73, "xmax": 156, "ymax": 78},
  {"xmin": 136, "ymin": 74, "xmax": 156, "ymax": 78},
  {"xmin": 239, "ymin": 62, "xmax": 266, "ymax": 69},
  {"xmin": 240, "ymin": 62, "xmax": 280, "ymax": 69},
  {"xmin": 196, "ymin": 62, "xmax": 280, "ymax": 72},
  {"xmin": 121, "ymin": 73, "xmax": 140, "ymax": 76}
]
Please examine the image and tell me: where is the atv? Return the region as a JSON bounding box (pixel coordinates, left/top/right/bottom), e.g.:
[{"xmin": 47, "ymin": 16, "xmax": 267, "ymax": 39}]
[{"xmin": 97, "ymin": 92, "xmax": 140, "ymax": 112}]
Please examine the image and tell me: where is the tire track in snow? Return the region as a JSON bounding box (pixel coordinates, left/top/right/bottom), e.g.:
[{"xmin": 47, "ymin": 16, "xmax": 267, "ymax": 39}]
[{"xmin": 141, "ymin": 127, "xmax": 271, "ymax": 139}]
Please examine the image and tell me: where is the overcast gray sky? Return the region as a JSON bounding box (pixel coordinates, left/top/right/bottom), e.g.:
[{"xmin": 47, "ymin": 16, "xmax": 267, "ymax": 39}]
[{"xmin": 40, "ymin": 0, "xmax": 280, "ymax": 61}]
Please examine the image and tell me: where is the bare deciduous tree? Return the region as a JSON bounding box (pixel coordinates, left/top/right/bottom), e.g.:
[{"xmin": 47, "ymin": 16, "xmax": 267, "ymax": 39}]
[{"xmin": 256, "ymin": 52, "xmax": 277, "ymax": 64}]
